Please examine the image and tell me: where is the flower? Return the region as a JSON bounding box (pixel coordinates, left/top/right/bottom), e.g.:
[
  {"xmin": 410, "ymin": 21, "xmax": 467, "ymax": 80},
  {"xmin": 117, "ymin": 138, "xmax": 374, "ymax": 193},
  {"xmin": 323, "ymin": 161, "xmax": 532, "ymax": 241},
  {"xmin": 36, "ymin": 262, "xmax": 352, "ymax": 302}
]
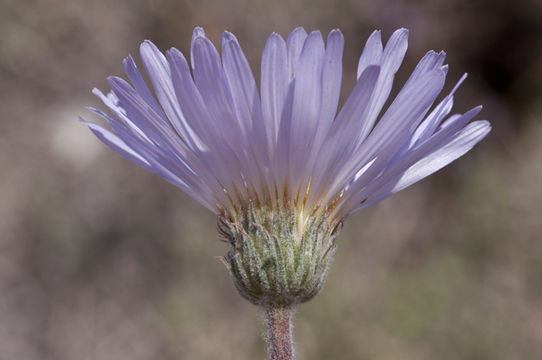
[{"xmin": 83, "ymin": 27, "xmax": 490, "ymax": 306}]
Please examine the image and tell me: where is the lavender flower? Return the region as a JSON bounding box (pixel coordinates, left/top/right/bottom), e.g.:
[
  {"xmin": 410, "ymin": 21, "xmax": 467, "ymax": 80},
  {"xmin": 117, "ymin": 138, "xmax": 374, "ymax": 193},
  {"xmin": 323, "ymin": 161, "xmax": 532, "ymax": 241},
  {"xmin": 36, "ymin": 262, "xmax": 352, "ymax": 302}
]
[{"xmin": 83, "ymin": 27, "xmax": 490, "ymax": 359}]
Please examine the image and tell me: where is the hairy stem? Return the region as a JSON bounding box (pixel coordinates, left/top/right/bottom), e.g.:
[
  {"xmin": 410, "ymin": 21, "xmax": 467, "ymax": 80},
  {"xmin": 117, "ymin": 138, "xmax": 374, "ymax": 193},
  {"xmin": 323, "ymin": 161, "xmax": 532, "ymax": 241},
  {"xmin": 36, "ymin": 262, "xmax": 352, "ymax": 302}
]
[{"xmin": 265, "ymin": 307, "xmax": 295, "ymax": 360}]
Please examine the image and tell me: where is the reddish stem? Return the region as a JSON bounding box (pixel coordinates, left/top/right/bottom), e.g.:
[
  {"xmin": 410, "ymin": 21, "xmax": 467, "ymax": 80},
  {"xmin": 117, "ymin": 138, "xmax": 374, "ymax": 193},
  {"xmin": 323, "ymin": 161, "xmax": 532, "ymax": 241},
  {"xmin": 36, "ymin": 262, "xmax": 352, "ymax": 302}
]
[{"xmin": 265, "ymin": 307, "xmax": 295, "ymax": 360}]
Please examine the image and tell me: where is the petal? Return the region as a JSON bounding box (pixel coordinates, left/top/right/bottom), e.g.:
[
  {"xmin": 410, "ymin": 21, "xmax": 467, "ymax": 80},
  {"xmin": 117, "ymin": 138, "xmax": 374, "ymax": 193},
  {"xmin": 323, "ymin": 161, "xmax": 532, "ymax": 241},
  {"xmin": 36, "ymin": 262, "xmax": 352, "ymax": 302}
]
[
  {"xmin": 165, "ymin": 48, "xmax": 213, "ymax": 145},
  {"xmin": 288, "ymin": 31, "xmax": 326, "ymax": 191},
  {"xmin": 359, "ymin": 69, "xmax": 446, "ymax": 162},
  {"xmin": 122, "ymin": 54, "xmax": 167, "ymax": 123},
  {"xmin": 104, "ymin": 75, "xmax": 229, "ymax": 203},
  {"xmin": 299, "ymin": 30, "xmax": 344, "ymax": 199},
  {"xmin": 83, "ymin": 116, "xmax": 220, "ymax": 212},
  {"xmin": 87, "ymin": 105, "xmax": 151, "ymax": 144},
  {"xmin": 83, "ymin": 119, "xmax": 150, "ymax": 167},
  {"xmin": 106, "ymin": 76, "xmax": 192, "ymax": 151},
  {"xmin": 289, "ymin": 31, "xmax": 325, "ymax": 149},
  {"xmin": 318, "ymin": 29, "xmax": 344, "ymax": 133},
  {"xmin": 363, "ymin": 120, "xmax": 491, "ymax": 210},
  {"xmin": 221, "ymin": 31, "xmax": 262, "ymax": 134},
  {"xmin": 139, "ymin": 41, "xmax": 200, "ymax": 148},
  {"xmin": 221, "ymin": 32, "xmax": 273, "ymax": 193},
  {"xmin": 167, "ymin": 47, "xmax": 249, "ymax": 198},
  {"xmin": 338, "ymin": 108, "xmax": 487, "ymax": 217},
  {"xmin": 191, "ymin": 35, "xmax": 243, "ymax": 138},
  {"xmin": 357, "ymin": 30, "xmax": 383, "ymax": 79},
  {"xmin": 191, "ymin": 36, "xmax": 264, "ymax": 201},
  {"xmin": 404, "ymin": 50, "xmax": 446, "ymax": 86},
  {"xmin": 356, "ymin": 29, "xmax": 410, "ymax": 144},
  {"xmin": 325, "ymin": 68, "xmax": 446, "ymax": 205},
  {"xmin": 286, "ymin": 27, "xmax": 308, "ymax": 79},
  {"xmin": 382, "ymin": 28, "xmax": 409, "ymax": 73},
  {"xmin": 274, "ymin": 82, "xmax": 295, "ymax": 195},
  {"xmin": 190, "ymin": 26, "xmax": 205, "ymax": 69},
  {"xmin": 260, "ymin": 33, "xmax": 289, "ymax": 148},
  {"xmin": 306, "ymin": 65, "xmax": 380, "ymax": 209},
  {"xmin": 366, "ymin": 106, "xmax": 482, "ymax": 195},
  {"xmin": 410, "ymin": 73, "xmax": 468, "ymax": 145},
  {"xmin": 261, "ymin": 32, "xmax": 292, "ymax": 194},
  {"xmin": 331, "ymin": 65, "xmax": 381, "ymax": 148}
]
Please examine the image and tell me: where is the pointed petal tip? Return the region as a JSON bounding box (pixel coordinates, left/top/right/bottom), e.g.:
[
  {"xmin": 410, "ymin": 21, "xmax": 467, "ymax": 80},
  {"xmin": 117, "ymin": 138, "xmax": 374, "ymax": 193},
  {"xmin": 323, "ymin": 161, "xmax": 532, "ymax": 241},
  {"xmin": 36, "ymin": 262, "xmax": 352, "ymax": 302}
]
[
  {"xmin": 367, "ymin": 29, "xmax": 382, "ymax": 41},
  {"xmin": 447, "ymin": 73, "xmax": 469, "ymax": 95},
  {"xmin": 193, "ymin": 26, "xmax": 205, "ymax": 36},
  {"xmin": 191, "ymin": 27, "xmax": 206, "ymax": 45},
  {"xmin": 85, "ymin": 105, "xmax": 98, "ymax": 112},
  {"xmin": 289, "ymin": 26, "xmax": 308, "ymax": 38},
  {"xmin": 222, "ymin": 30, "xmax": 236, "ymax": 41},
  {"xmin": 464, "ymin": 105, "xmax": 484, "ymax": 118},
  {"xmin": 84, "ymin": 120, "xmax": 99, "ymax": 130},
  {"xmin": 164, "ymin": 48, "xmax": 177, "ymax": 62},
  {"xmin": 139, "ymin": 40, "xmax": 162, "ymax": 58},
  {"xmin": 328, "ymin": 28, "xmax": 344, "ymax": 40},
  {"xmin": 190, "ymin": 35, "xmax": 212, "ymax": 53},
  {"xmin": 306, "ymin": 30, "xmax": 324, "ymax": 43},
  {"xmin": 327, "ymin": 29, "xmax": 345, "ymax": 46},
  {"xmin": 168, "ymin": 45, "xmax": 185, "ymax": 55},
  {"xmin": 390, "ymin": 28, "xmax": 409, "ymax": 42},
  {"xmin": 266, "ymin": 32, "xmax": 285, "ymax": 44},
  {"xmin": 221, "ymin": 31, "xmax": 240, "ymax": 49},
  {"xmin": 473, "ymin": 120, "xmax": 492, "ymax": 137},
  {"xmin": 106, "ymin": 75, "xmax": 124, "ymax": 86},
  {"xmin": 79, "ymin": 115, "xmax": 100, "ymax": 128},
  {"xmin": 140, "ymin": 39, "xmax": 156, "ymax": 49},
  {"xmin": 122, "ymin": 54, "xmax": 135, "ymax": 65}
]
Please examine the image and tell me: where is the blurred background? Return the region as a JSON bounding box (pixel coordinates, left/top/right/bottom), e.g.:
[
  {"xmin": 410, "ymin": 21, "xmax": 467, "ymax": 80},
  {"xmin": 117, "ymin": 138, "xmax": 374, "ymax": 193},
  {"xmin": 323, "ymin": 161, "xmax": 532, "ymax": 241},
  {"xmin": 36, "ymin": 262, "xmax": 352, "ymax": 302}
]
[{"xmin": 1, "ymin": 0, "xmax": 541, "ymax": 359}]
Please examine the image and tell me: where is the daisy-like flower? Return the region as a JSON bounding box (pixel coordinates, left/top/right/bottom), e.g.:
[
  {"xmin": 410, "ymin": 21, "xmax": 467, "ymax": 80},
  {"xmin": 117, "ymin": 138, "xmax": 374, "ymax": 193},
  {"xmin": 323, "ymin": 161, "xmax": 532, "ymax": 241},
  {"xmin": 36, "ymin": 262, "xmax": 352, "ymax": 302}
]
[{"xmin": 83, "ymin": 27, "xmax": 490, "ymax": 359}]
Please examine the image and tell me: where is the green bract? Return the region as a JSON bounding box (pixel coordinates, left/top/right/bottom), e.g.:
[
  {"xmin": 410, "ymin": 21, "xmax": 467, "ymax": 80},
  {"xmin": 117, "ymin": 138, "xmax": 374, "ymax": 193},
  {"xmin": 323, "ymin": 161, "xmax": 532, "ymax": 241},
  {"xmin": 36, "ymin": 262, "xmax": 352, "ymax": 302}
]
[{"xmin": 219, "ymin": 204, "xmax": 342, "ymax": 307}]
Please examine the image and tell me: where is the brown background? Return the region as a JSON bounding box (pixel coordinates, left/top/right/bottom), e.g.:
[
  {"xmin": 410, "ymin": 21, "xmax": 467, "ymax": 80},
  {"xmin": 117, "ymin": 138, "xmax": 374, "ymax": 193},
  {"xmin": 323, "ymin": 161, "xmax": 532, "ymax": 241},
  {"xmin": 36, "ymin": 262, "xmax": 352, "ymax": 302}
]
[{"xmin": 1, "ymin": 0, "xmax": 541, "ymax": 358}]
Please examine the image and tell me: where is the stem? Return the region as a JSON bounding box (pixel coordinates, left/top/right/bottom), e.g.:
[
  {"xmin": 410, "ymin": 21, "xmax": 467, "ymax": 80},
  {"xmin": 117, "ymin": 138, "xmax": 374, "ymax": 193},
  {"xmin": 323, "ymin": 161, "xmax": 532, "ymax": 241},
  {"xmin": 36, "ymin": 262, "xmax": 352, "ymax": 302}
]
[{"xmin": 264, "ymin": 307, "xmax": 295, "ymax": 360}]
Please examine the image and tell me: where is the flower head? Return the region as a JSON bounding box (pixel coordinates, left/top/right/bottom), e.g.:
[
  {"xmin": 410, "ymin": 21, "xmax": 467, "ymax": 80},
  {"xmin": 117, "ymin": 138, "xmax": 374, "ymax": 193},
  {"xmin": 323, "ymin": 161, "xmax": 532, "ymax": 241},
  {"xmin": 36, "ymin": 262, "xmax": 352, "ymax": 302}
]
[{"xmin": 83, "ymin": 27, "xmax": 490, "ymax": 306}]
